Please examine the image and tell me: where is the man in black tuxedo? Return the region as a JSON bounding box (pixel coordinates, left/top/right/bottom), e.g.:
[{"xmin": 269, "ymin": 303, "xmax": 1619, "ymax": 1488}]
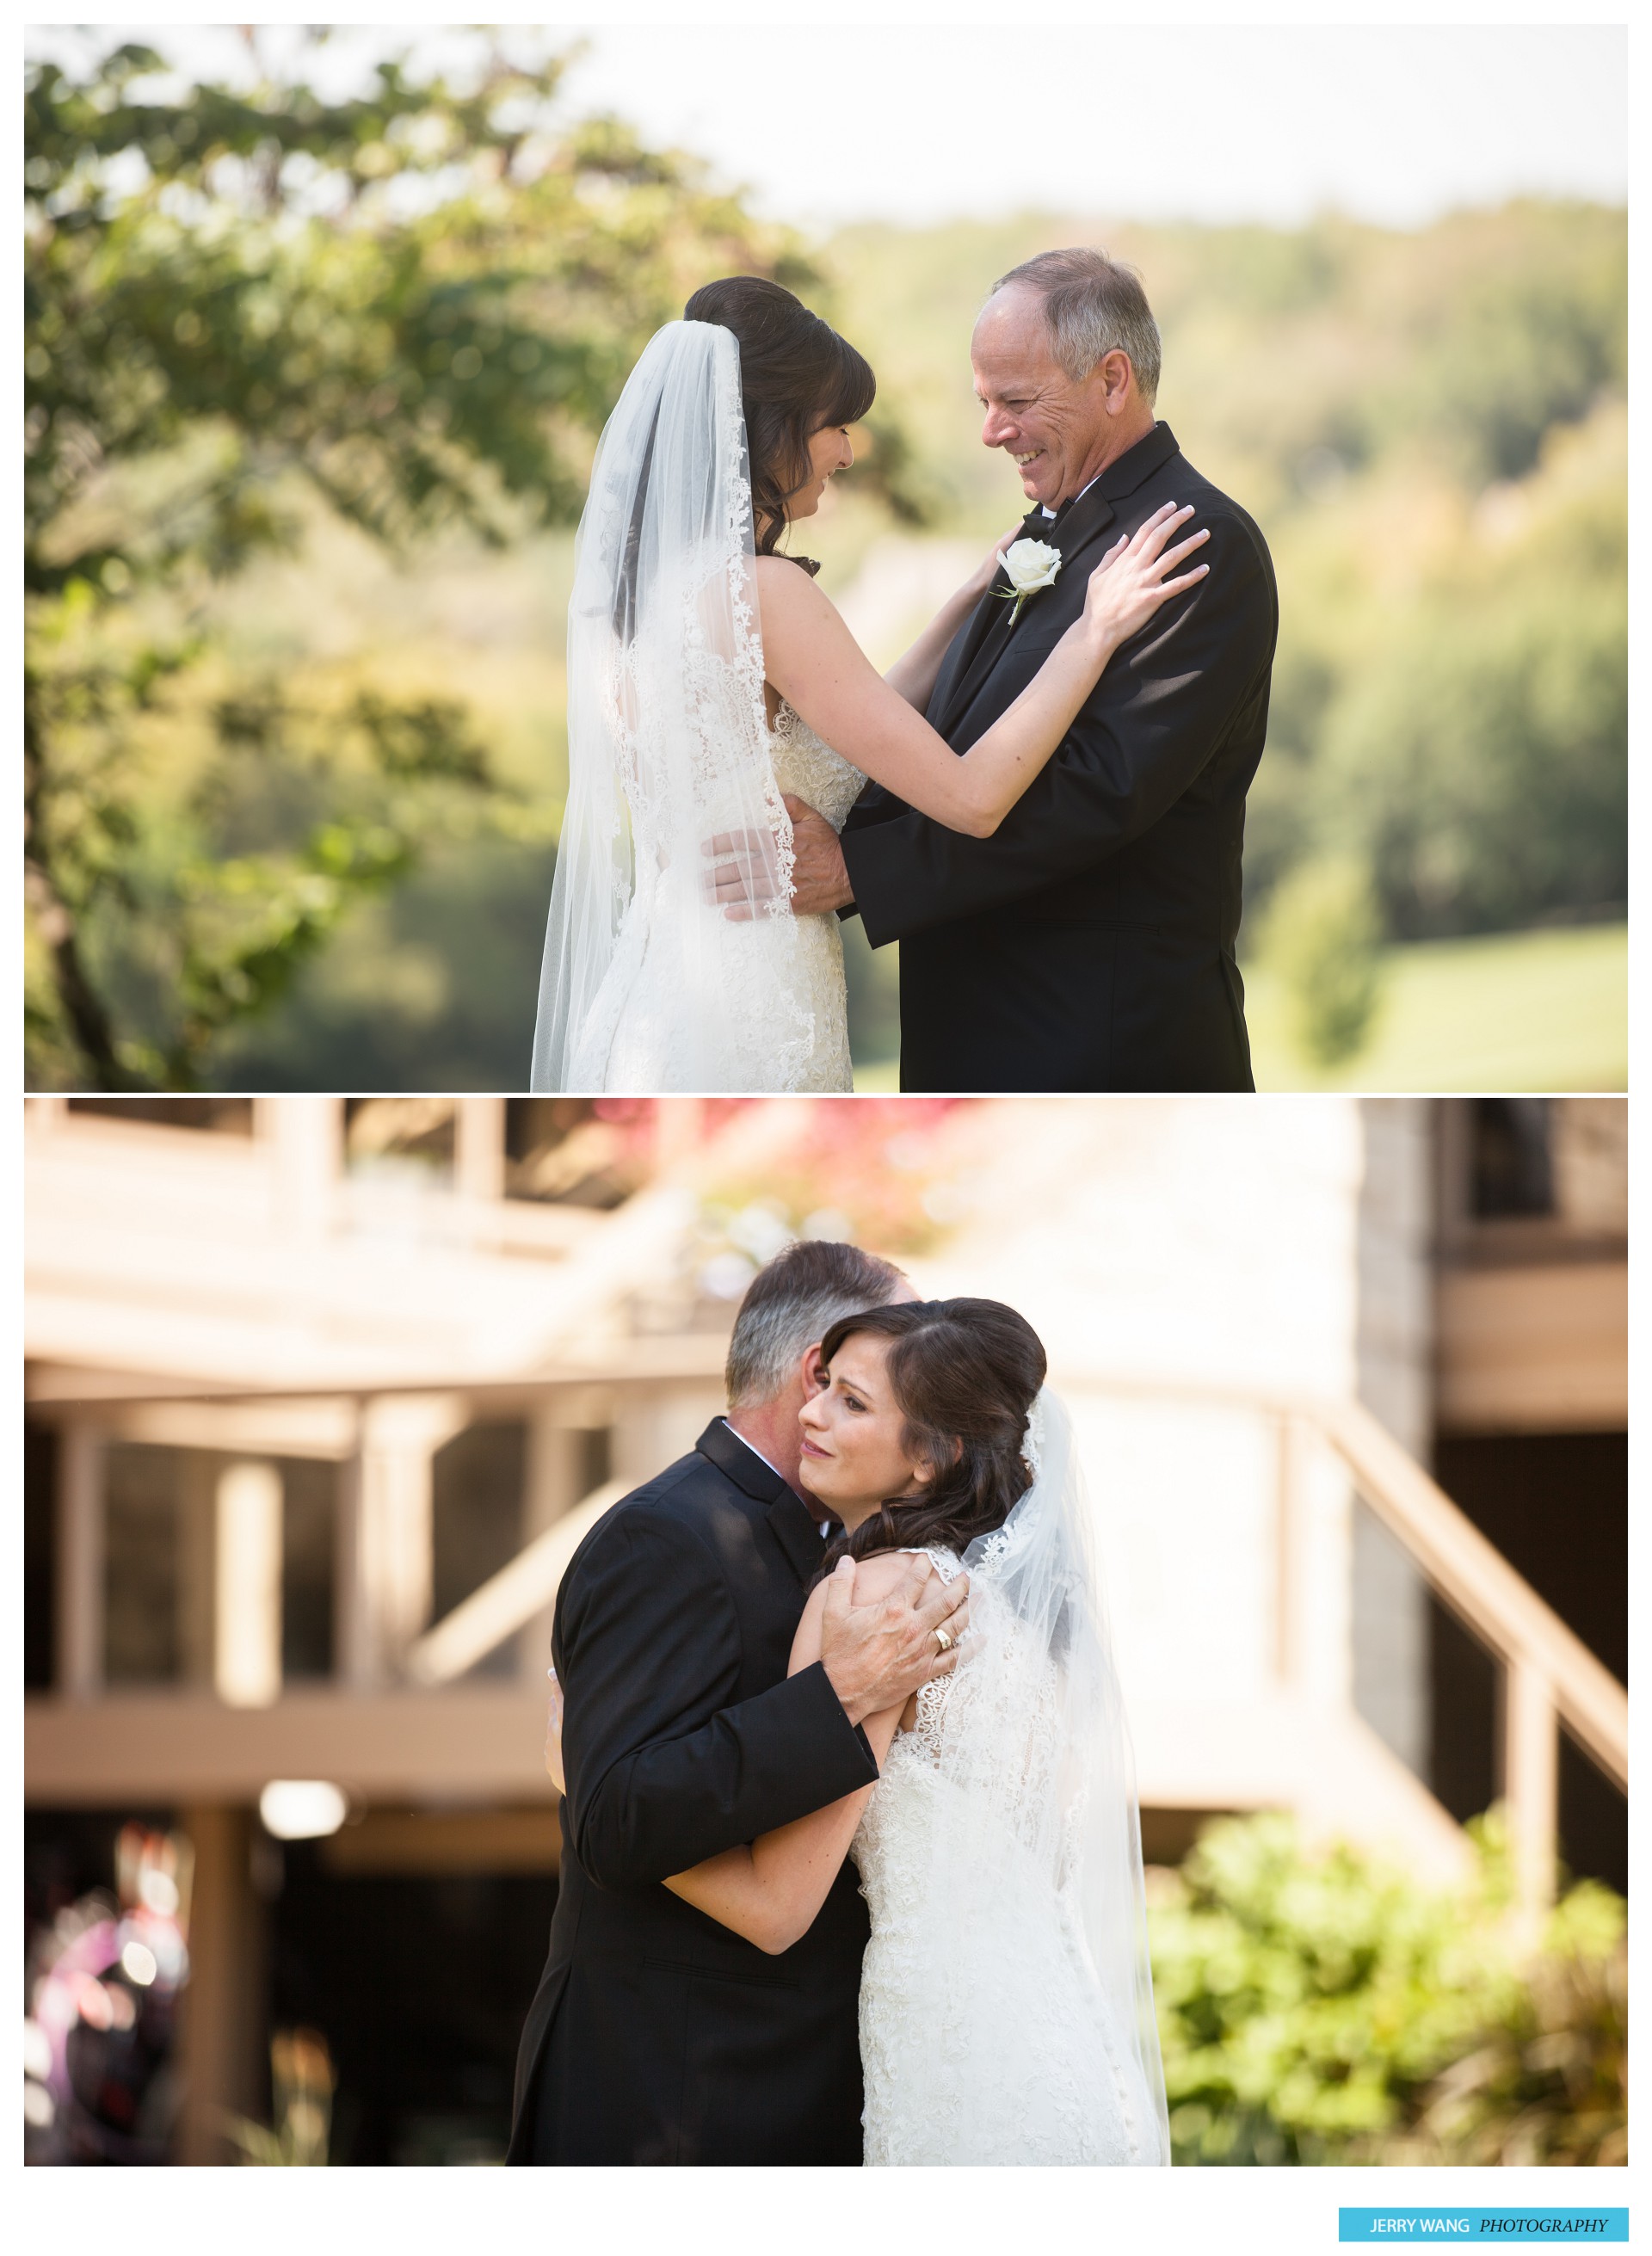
[
  {"xmin": 507, "ymin": 1240, "xmax": 967, "ymax": 2166},
  {"xmin": 792, "ymin": 248, "xmax": 1279, "ymax": 1092}
]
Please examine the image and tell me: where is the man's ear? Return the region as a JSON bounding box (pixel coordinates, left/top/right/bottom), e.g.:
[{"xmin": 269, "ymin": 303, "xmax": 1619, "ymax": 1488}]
[
  {"xmin": 1098, "ymin": 348, "xmax": 1135, "ymax": 416},
  {"xmin": 798, "ymin": 1341, "xmax": 830, "ymax": 1397}
]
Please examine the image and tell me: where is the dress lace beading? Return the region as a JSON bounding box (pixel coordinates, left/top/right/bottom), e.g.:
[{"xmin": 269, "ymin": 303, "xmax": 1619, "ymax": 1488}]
[{"xmin": 851, "ymin": 1544, "xmax": 1153, "ymax": 2167}]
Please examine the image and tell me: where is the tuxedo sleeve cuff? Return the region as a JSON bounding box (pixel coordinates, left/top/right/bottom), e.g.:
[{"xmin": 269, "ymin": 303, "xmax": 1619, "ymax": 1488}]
[
  {"xmin": 839, "ymin": 817, "xmax": 910, "ymax": 951},
  {"xmin": 784, "ymin": 1661, "xmax": 882, "ymax": 1791}
]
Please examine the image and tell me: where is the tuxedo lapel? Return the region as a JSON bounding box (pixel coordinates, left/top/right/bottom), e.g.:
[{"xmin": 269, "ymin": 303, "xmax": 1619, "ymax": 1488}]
[
  {"xmin": 933, "ymin": 578, "xmax": 1032, "ymax": 739},
  {"xmin": 928, "ymin": 596, "xmax": 997, "ymax": 736},
  {"xmin": 766, "ymin": 1491, "xmax": 827, "ymax": 1587},
  {"xmin": 935, "ymin": 488, "xmax": 1115, "ymax": 737},
  {"xmin": 694, "ymin": 1418, "xmax": 823, "ymax": 1587},
  {"xmin": 929, "ymin": 504, "xmax": 1047, "ymax": 738},
  {"xmin": 930, "ymin": 424, "xmax": 1183, "ymax": 743}
]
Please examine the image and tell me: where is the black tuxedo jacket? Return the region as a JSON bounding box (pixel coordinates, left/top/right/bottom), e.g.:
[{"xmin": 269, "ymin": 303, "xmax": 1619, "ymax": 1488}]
[
  {"xmin": 840, "ymin": 422, "xmax": 1278, "ymax": 1091},
  {"xmin": 506, "ymin": 1421, "xmax": 878, "ymax": 2166}
]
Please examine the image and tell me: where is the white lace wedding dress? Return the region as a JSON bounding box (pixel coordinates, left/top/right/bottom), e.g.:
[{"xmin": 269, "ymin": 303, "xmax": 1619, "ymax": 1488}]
[
  {"xmin": 583, "ymin": 702, "xmax": 860, "ymax": 1092},
  {"xmin": 851, "ymin": 1526, "xmax": 1168, "ymax": 2167},
  {"xmin": 764, "ymin": 700, "xmax": 861, "ymax": 1088}
]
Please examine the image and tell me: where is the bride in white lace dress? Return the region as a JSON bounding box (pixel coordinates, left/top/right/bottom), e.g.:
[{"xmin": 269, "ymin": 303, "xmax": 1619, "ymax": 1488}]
[
  {"xmin": 660, "ymin": 1298, "xmax": 1170, "ymax": 2166},
  {"xmin": 530, "ymin": 278, "xmax": 1210, "ymax": 1092}
]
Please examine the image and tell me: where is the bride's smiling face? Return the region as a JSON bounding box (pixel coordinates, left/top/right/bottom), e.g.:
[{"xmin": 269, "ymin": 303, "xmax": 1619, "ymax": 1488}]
[
  {"xmin": 786, "ymin": 419, "xmax": 855, "ymax": 521},
  {"xmin": 797, "ymin": 1333, "xmax": 934, "ymax": 1528}
]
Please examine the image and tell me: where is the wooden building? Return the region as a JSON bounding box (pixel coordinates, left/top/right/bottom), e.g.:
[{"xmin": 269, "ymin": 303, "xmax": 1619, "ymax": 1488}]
[{"xmin": 23, "ymin": 1096, "xmax": 1627, "ymax": 2162}]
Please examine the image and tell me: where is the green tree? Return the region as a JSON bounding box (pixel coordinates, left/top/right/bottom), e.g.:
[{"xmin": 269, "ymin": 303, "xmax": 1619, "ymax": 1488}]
[
  {"xmin": 1314, "ymin": 573, "xmax": 1627, "ymax": 942},
  {"xmin": 26, "ymin": 33, "xmax": 917, "ymax": 1088}
]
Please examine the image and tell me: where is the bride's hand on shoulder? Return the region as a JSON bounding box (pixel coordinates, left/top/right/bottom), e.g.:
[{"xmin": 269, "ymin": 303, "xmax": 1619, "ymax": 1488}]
[{"xmin": 1082, "ymin": 502, "xmax": 1210, "ymax": 650}]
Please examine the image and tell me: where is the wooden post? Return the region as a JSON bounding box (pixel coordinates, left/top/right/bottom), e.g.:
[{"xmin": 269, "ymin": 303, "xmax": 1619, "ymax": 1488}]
[
  {"xmin": 26, "ymin": 1094, "xmax": 68, "ymax": 1134},
  {"xmin": 336, "ymin": 1407, "xmax": 373, "ymax": 1690},
  {"xmin": 453, "ymin": 1098, "xmax": 507, "ymax": 1205},
  {"xmin": 174, "ymin": 1805, "xmax": 266, "ymax": 2165},
  {"xmin": 55, "ymin": 1421, "xmax": 104, "ymax": 1699},
  {"xmin": 351, "ymin": 1395, "xmax": 465, "ymax": 1680},
  {"xmin": 262, "ymin": 1097, "xmax": 342, "ymax": 1240},
  {"xmin": 1504, "ymin": 1654, "xmax": 1559, "ymax": 1915},
  {"xmin": 214, "ymin": 1463, "xmax": 283, "ymax": 1707}
]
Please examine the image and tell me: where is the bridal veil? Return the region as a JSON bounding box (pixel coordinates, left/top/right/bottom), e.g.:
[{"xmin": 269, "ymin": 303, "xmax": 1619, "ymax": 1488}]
[
  {"xmin": 531, "ymin": 320, "xmax": 815, "ymax": 1092},
  {"xmin": 922, "ymin": 1390, "xmax": 1172, "ymax": 2162}
]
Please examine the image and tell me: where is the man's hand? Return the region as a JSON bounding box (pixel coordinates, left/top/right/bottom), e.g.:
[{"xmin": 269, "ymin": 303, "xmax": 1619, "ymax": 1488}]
[
  {"xmin": 703, "ymin": 794, "xmax": 854, "ymax": 920},
  {"xmin": 817, "ymin": 1555, "xmax": 970, "ymax": 1726}
]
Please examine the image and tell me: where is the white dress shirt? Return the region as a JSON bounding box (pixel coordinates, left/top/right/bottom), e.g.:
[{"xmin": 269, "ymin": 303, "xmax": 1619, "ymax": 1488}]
[{"xmin": 1041, "ymin": 472, "xmax": 1102, "ymax": 521}]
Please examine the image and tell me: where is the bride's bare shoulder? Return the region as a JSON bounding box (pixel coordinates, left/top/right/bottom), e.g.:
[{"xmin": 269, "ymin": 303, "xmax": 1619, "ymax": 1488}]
[
  {"xmin": 753, "ymin": 552, "xmax": 823, "ymax": 589},
  {"xmin": 752, "ymin": 552, "xmax": 838, "ymax": 625},
  {"xmin": 850, "ymin": 1547, "xmax": 946, "ymax": 1600},
  {"xmin": 797, "ymin": 1546, "xmax": 930, "ymax": 1622}
]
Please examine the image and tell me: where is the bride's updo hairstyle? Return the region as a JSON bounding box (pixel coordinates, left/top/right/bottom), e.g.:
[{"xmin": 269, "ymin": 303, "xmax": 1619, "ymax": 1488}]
[
  {"xmin": 683, "ymin": 276, "xmax": 875, "ymax": 566},
  {"xmin": 814, "ymin": 1298, "xmax": 1047, "ymax": 1579}
]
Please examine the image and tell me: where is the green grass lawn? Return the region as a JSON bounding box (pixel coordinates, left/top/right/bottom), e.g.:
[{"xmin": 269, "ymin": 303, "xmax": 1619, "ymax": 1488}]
[
  {"xmin": 852, "ymin": 922, "xmax": 1627, "ymax": 1092},
  {"xmin": 1247, "ymin": 922, "xmax": 1627, "ymax": 1091}
]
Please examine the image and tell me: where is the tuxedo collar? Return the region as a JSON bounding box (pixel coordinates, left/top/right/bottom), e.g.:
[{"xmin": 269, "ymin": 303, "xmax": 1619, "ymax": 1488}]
[
  {"xmin": 1038, "ymin": 422, "xmax": 1176, "ymax": 521},
  {"xmin": 696, "ymin": 1416, "xmax": 787, "ymax": 1502},
  {"xmin": 1094, "ymin": 419, "xmax": 1179, "ymax": 502},
  {"xmin": 695, "ymin": 1418, "xmax": 824, "ymax": 1586},
  {"xmin": 1042, "ymin": 424, "xmax": 1180, "ymax": 560}
]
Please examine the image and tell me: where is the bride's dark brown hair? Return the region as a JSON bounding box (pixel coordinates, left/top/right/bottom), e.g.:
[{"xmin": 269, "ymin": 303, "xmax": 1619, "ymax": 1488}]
[
  {"xmin": 811, "ymin": 1298, "xmax": 1046, "ymax": 1581},
  {"xmin": 684, "ymin": 275, "xmax": 875, "ymax": 570}
]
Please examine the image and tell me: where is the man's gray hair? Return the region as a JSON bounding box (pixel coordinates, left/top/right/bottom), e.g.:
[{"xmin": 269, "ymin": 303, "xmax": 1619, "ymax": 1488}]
[
  {"xmin": 725, "ymin": 1239, "xmax": 907, "ymax": 1408},
  {"xmin": 989, "ymin": 246, "xmax": 1162, "ymax": 407}
]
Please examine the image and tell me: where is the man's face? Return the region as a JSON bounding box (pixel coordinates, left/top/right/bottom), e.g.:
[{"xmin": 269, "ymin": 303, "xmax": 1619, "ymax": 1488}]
[{"xmin": 971, "ymin": 285, "xmax": 1110, "ymax": 509}]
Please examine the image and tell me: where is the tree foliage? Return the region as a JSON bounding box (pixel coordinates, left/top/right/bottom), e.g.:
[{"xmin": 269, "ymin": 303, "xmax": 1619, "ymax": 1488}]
[{"xmin": 25, "ymin": 33, "xmax": 913, "ymax": 1088}]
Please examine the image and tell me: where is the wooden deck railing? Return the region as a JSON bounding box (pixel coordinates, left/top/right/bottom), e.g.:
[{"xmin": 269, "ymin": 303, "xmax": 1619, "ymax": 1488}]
[
  {"xmin": 1045, "ymin": 1371, "xmax": 1627, "ymax": 1912},
  {"xmin": 40, "ymin": 1353, "xmax": 1624, "ymax": 1913},
  {"xmin": 1313, "ymin": 1392, "xmax": 1627, "ymax": 1911},
  {"xmin": 398, "ymin": 1371, "xmax": 1625, "ymax": 1913}
]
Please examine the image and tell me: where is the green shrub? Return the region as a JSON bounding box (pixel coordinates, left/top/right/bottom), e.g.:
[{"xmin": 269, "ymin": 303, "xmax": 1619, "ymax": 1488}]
[
  {"xmin": 1256, "ymin": 856, "xmax": 1384, "ymax": 1067},
  {"xmin": 1149, "ymin": 1814, "xmax": 1627, "ymax": 2167}
]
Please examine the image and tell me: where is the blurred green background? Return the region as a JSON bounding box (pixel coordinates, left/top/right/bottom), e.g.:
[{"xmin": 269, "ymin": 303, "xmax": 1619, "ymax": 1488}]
[{"xmin": 25, "ymin": 36, "xmax": 1626, "ymax": 1091}]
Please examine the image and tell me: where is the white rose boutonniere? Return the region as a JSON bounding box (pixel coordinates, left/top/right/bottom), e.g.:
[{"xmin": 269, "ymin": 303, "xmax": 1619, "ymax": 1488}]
[{"xmin": 995, "ymin": 536, "xmax": 1062, "ymax": 626}]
